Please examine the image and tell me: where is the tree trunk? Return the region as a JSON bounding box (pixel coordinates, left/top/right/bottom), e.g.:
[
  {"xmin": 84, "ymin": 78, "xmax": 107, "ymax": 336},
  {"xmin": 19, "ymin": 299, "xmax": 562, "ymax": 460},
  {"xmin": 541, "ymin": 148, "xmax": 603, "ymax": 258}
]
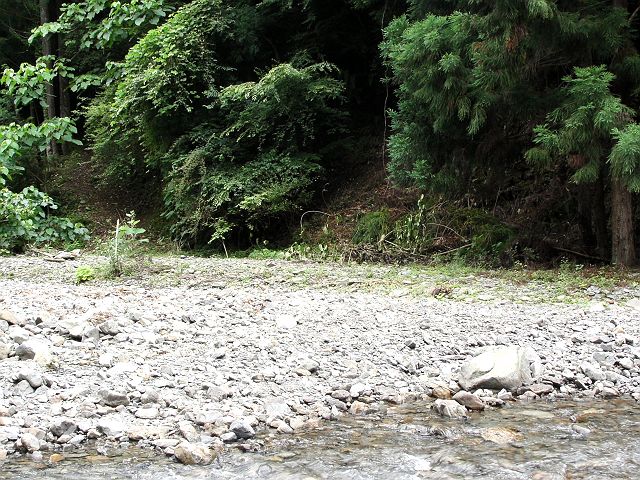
[
  {"xmin": 610, "ymin": 177, "xmax": 636, "ymax": 266},
  {"xmin": 40, "ymin": 0, "xmax": 60, "ymax": 157},
  {"xmin": 608, "ymin": 0, "xmax": 635, "ymax": 266}
]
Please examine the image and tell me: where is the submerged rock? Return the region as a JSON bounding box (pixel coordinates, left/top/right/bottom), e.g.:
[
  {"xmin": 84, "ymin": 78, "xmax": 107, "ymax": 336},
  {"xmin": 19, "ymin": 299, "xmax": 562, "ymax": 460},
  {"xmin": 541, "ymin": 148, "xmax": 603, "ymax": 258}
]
[
  {"xmin": 480, "ymin": 427, "xmax": 523, "ymax": 445},
  {"xmin": 458, "ymin": 346, "xmax": 542, "ymax": 392}
]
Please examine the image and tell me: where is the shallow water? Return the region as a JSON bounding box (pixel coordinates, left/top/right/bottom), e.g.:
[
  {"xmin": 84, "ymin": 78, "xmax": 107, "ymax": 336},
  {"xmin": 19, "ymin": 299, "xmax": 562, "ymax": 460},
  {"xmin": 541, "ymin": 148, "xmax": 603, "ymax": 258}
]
[{"xmin": 2, "ymin": 399, "xmax": 639, "ymax": 480}]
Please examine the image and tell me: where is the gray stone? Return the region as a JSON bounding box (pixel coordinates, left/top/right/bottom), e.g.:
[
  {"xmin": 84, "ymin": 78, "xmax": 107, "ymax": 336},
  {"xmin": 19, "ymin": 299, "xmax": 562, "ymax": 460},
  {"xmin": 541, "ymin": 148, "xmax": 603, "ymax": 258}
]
[
  {"xmin": 432, "ymin": 399, "xmax": 468, "ymax": 419},
  {"xmin": 97, "ymin": 418, "xmax": 125, "ymax": 437},
  {"xmin": 580, "ymin": 362, "xmax": 606, "ymax": 382},
  {"xmin": 220, "ymin": 432, "xmax": 237, "ymax": 442},
  {"xmin": 99, "ymin": 389, "xmax": 130, "ymax": 407},
  {"xmin": 179, "ymin": 422, "xmax": 200, "ymax": 443},
  {"xmin": 529, "ymin": 383, "xmax": 554, "ymax": 396},
  {"xmin": 10, "ymin": 327, "xmax": 30, "ymax": 345},
  {"xmin": 14, "ymin": 380, "xmax": 34, "ymax": 394},
  {"xmin": 18, "ymin": 433, "xmax": 40, "ymax": 452},
  {"xmin": 135, "ymin": 406, "xmax": 159, "ymax": 419},
  {"xmin": 458, "ymin": 346, "xmax": 542, "ymax": 392},
  {"xmin": 618, "ymin": 358, "xmax": 634, "ymax": 370},
  {"xmin": 229, "ymin": 419, "xmax": 255, "ymax": 439},
  {"xmin": 15, "ymin": 340, "xmax": 53, "ymax": 366},
  {"xmin": 264, "ymin": 401, "xmax": 291, "ymax": 419},
  {"xmin": 50, "ymin": 419, "xmax": 77, "ymax": 438},
  {"xmin": 16, "ymin": 371, "xmax": 43, "ymax": 389},
  {"xmin": 331, "ymin": 390, "xmax": 351, "ymax": 401},
  {"xmin": 140, "ymin": 389, "xmax": 161, "ymax": 404}
]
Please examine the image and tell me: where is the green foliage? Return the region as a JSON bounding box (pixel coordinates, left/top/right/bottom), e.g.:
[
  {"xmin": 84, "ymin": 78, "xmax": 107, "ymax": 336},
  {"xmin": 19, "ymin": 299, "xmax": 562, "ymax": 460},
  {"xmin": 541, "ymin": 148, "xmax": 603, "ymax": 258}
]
[
  {"xmin": 382, "ymin": 1, "xmax": 632, "ymax": 193},
  {"xmin": 75, "ymin": 265, "xmax": 96, "ymax": 283},
  {"xmin": 0, "ymin": 186, "xmax": 89, "ymax": 252},
  {"xmin": 0, "ymin": 119, "xmax": 81, "ymax": 184},
  {"xmin": 1, "ymin": 57, "xmax": 74, "ymax": 109},
  {"xmin": 30, "ymin": 0, "xmax": 174, "ymax": 51},
  {"xmin": 352, "ymin": 210, "xmax": 391, "ymax": 245},
  {"xmin": 610, "ymin": 124, "xmax": 640, "ymax": 192},
  {"xmin": 528, "ymin": 66, "xmax": 639, "ymax": 186}
]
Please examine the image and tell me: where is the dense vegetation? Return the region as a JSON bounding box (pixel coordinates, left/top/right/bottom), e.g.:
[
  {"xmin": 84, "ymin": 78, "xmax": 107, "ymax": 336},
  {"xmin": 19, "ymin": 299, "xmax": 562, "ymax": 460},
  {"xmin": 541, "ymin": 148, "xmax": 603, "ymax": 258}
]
[{"xmin": 1, "ymin": 0, "xmax": 639, "ymax": 266}]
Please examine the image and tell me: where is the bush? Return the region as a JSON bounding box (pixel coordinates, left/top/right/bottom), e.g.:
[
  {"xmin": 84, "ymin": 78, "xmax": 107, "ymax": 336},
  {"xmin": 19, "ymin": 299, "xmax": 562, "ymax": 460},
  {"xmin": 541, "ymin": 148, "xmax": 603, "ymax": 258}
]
[
  {"xmin": 352, "ymin": 210, "xmax": 391, "ymax": 245},
  {"xmin": 391, "ymin": 195, "xmax": 514, "ymax": 262},
  {"xmin": 0, "ymin": 186, "xmax": 90, "ymax": 252}
]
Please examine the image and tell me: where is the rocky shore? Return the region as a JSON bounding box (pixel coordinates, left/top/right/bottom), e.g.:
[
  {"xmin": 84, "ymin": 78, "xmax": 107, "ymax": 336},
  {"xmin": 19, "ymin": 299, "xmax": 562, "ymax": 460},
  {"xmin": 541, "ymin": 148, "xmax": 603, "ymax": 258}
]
[{"xmin": 0, "ymin": 254, "xmax": 639, "ymax": 465}]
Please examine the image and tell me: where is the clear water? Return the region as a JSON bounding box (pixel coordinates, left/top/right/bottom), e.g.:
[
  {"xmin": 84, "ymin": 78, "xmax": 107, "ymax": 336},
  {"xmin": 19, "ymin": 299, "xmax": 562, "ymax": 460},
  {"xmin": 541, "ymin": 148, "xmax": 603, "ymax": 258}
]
[{"xmin": 2, "ymin": 399, "xmax": 639, "ymax": 480}]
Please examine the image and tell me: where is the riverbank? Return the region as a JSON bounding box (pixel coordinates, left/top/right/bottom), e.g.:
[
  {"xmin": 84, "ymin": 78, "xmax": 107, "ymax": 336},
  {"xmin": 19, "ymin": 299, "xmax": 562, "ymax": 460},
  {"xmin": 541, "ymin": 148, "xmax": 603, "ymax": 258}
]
[{"xmin": 0, "ymin": 254, "xmax": 639, "ymax": 465}]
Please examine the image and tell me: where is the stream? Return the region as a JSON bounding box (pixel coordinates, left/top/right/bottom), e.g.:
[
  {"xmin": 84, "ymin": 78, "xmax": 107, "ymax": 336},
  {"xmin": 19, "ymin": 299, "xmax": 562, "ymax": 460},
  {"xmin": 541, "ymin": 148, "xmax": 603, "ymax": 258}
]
[{"xmin": 2, "ymin": 399, "xmax": 639, "ymax": 480}]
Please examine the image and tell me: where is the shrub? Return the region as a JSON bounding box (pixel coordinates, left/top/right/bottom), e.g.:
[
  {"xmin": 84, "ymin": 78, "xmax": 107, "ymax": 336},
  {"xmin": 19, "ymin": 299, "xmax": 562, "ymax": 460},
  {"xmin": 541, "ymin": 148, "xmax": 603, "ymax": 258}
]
[
  {"xmin": 75, "ymin": 265, "xmax": 96, "ymax": 284},
  {"xmin": 0, "ymin": 186, "xmax": 90, "ymax": 252}
]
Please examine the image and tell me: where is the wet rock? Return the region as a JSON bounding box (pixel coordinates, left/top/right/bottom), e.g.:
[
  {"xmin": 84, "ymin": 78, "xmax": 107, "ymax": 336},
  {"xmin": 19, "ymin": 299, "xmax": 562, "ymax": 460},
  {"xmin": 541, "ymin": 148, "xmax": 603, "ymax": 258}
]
[
  {"xmin": 174, "ymin": 442, "xmax": 214, "ymax": 465},
  {"xmin": 458, "ymin": 346, "xmax": 542, "ymax": 392},
  {"xmin": 452, "ymin": 391, "xmax": 485, "ymax": 411},
  {"xmin": 431, "ymin": 399, "xmax": 468, "ymax": 419}
]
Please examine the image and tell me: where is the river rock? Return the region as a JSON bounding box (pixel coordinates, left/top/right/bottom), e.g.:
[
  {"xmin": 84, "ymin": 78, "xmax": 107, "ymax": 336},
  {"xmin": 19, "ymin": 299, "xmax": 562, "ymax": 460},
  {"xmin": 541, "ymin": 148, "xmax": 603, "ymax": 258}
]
[
  {"xmin": 580, "ymin": 362, "xmax": 606, "ymax": 382},
  {"xmin": 229, "ymin": 419, "xmax": 255, "ymax": 439},
  {"xmin": 97, "ymin": 417, "xmax": 125, "ymax": 437},
  {"xmin": 174, "ymin": 442, "xmax": 214, "ymax": 465},
  {"xmin": 15, "ymin": 340, "xmax": 53, "ymax": 366},
  {"xmin": 18, "ymin": 433, "xmax": 40, "ymax": 452},
  {"xmin": 0, "ymin": 342, "xmax": 9, "ymax": 360},
  {"xmin": 99, "ymin": 389, "xmax": 130, "ymax": 407},
  {"xmin": 452, "ymin": 390, "xmax": 485, "ymax": 411},
  {"xmin": 179, "ymin": 421, "xmax": 200, "ymax": 443},
  {"xmin": 0, "ymin": 310, "xmax": 23, "ymax": 326},
  {"xmin": 458, "ymin": 346, "xmax": 542, "ymax": 392},
  {"xmin": 16, "ymin": 370, "xmax": 43, "ymax": 389},
  {"xmin": 135, "ymin": 406, "xmax": 159, "ymax": 419},
  {"xmin": 431, "ymin": 399, "xmax": 468, "ymax": 419}
]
